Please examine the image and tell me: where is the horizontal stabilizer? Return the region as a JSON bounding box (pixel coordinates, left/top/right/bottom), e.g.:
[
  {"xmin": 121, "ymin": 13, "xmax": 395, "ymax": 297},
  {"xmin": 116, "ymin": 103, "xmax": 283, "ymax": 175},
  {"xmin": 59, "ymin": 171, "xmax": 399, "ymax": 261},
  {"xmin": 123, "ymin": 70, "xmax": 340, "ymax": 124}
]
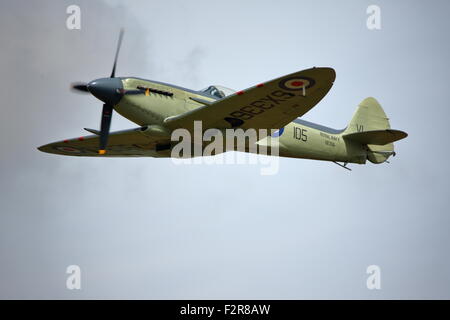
[{"xmin": 343, "ymin": 129, "xmax": 408, "ymax": 145}]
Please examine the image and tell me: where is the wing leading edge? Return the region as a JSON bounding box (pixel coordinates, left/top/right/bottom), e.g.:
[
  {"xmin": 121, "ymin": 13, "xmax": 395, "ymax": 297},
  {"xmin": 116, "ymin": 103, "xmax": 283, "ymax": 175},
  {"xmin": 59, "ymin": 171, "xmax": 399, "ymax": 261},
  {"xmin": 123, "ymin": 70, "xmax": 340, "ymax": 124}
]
[
  {"xmin": 38, "ymin": 126, "xmax": 171, "ymax": 157},
  {"xmin": 164, "ymin": 67, "xmax": 336, "ymax": 132}
]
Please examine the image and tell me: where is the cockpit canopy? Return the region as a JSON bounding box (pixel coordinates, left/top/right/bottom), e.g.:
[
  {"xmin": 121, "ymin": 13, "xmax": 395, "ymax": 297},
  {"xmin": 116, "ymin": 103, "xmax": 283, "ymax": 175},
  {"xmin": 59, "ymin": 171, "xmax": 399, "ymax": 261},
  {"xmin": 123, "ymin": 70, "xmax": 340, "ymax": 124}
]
[{"xmin": 199, "ymin": 85, "xmax": 236, "ymax": 99}]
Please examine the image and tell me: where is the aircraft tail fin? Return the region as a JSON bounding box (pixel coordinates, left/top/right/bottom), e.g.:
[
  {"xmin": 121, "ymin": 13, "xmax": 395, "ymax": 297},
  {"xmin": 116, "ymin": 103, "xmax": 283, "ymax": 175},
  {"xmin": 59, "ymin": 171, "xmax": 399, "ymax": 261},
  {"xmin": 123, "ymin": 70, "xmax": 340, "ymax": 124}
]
[{"xmin": 342, "ymin": 97, "xmax": 407, "ymax": 164}]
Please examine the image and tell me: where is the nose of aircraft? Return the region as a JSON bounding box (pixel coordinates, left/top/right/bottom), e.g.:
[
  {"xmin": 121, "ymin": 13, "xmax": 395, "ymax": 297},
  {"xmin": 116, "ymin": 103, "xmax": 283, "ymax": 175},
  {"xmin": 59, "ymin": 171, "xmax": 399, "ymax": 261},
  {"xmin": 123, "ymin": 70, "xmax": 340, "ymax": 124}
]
[{"xmin": 87, "ymin": 77, "xmax": 123, "ymax": 105}]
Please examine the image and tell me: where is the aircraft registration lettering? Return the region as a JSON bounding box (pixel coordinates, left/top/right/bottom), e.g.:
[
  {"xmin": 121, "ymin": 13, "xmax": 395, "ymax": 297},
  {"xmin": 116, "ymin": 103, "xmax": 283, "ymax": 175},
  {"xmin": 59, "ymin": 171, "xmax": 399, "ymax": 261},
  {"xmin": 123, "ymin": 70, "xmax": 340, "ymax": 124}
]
[
  {"xmin": 320, "ymin": 132, "xmax": 339, "ymax": 147},
  {"xmin": 320, "ymin": 132, "xmax": 340, "ymax": 142},
  {"xmin": 325, "ymin": 140, "xmax": 336, "ymax": 147},
  {"xmin": 227, "ymin": 90, "xmax": 295, "ymax": 124}
]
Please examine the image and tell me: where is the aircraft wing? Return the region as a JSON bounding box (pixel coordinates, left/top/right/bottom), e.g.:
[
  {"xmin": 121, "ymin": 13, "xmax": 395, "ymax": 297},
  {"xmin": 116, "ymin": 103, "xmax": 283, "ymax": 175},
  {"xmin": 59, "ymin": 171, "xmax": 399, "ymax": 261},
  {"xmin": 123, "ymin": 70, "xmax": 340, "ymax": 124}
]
[
  {"xmin": 38, "ymin": 126, "xmax": 171, "ymax": 157},
  {"xmin": 164, "ymin": 67, "xmax": 335, "ymax": 132}
]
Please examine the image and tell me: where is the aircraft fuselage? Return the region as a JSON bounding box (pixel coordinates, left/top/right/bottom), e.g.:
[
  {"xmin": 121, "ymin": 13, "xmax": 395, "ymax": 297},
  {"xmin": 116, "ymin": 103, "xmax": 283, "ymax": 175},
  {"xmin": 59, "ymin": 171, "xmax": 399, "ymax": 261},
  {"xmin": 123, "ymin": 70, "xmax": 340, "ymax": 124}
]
[{"xmin": 114, "ymin": 77, "xmax": 367, "ymax": 164}]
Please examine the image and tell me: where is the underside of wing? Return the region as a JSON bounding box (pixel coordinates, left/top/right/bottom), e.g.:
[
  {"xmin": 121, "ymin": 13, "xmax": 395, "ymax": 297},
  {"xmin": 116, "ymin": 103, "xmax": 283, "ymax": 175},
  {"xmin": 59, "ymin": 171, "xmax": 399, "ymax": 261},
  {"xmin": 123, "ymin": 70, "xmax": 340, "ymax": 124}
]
[
  {"xmin": 38, "ymin": 126, "xmax": 172, "ymax": 157},
  {"xmin": 164, "ymin": 67, "xmax": 336, "ymax": 132}
]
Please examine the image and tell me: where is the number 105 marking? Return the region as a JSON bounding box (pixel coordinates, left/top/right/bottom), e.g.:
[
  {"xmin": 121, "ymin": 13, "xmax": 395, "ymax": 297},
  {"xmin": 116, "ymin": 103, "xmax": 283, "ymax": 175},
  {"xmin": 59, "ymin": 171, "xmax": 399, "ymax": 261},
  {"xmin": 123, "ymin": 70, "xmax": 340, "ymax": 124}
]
[{"xmin": 293, "ymin": 127, "xmax": 307, "ymax": 142}]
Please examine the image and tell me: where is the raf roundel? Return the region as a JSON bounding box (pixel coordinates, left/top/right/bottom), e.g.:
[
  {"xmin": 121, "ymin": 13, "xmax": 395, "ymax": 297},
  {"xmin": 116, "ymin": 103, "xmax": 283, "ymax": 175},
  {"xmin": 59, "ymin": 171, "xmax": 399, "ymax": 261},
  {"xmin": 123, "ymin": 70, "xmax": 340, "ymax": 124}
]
[
  {"xmin": 279, "ymin": 76, "xmax": 316, "ymax": 91},
  {"xmin": 271, "ymin": 127, "xmax": 285, "ymax": 138},
  {"xmin": 54, "ymin": 146, "xmax": 82, "ymax": 154}
]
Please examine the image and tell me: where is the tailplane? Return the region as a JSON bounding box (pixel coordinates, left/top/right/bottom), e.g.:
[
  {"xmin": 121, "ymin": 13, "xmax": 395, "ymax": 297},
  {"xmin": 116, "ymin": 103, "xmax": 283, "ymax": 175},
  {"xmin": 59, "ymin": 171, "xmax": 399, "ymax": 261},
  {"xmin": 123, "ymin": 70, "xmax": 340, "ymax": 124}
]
[{"xmin": 342, "ymin": 97, "xmax": 407, "ymax": 164}]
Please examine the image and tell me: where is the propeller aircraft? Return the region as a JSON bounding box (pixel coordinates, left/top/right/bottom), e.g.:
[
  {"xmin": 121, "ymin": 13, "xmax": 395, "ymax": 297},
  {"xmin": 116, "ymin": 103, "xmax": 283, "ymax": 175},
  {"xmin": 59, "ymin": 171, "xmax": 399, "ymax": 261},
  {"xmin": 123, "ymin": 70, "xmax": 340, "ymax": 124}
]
[{"xmin": 38, "ymin": 30, "xmax": 408, "ymax": 170}]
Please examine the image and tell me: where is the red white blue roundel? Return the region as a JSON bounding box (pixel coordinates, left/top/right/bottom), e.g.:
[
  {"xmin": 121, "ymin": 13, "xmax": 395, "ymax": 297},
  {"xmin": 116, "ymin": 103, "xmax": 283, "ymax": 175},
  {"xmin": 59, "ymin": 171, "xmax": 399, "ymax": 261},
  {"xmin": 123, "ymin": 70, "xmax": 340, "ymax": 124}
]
[
  {"xmin": 54, "ymin": 146, "xmax": 82, "ymax": 154},
  {"xmin": 271, "ymin": 127, "xmax": 284, "ymax": 137},
  {"xmin": 279, "ymin": 76, "xmax": 315, "ymax": 91}
]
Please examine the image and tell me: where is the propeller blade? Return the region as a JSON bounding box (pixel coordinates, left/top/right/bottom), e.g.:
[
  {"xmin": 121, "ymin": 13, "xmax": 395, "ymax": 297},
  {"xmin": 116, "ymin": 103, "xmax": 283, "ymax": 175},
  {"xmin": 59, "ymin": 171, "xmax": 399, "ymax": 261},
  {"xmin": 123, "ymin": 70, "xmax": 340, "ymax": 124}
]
[
  {"xmin": 99, "ymin": 103, "xmax": 113, "ymax": 154},
  {"xmin": 71, "ymin": 82, "xmax": 89, "ymax": 93},
  {"xmin": 110, "ymin": 28, "xmax": 124, "ymax": 78}
]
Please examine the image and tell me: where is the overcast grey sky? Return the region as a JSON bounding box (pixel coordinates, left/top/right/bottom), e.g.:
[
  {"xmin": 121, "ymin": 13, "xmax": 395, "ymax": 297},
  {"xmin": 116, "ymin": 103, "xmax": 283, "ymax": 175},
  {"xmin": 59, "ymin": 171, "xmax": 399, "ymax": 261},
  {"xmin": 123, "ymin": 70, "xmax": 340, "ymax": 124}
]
[{"xmin": 1, "ymin": 0, "xmax": 449, "ymax": 299}]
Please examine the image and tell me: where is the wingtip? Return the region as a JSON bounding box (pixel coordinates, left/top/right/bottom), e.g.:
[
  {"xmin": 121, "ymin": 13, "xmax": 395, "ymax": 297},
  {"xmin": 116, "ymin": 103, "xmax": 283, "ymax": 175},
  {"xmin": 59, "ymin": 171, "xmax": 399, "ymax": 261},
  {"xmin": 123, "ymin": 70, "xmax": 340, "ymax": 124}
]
[
  {"xmin": 37, "ymin": 145, "xmax": 47, "ymax": 153},
  {"xmin": 323, "ymin": 67, "xmax": 336, "ymax": 81},
  {"xmin": 310, "ymin": 66, "xmax": 336, "ymax": 82}
]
